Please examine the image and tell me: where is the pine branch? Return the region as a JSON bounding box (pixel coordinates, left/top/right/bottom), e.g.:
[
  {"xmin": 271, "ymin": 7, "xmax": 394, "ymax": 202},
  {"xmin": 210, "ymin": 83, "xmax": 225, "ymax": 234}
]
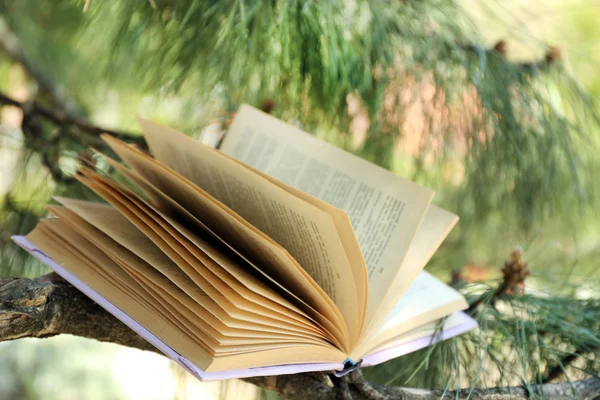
[
  {"xmin": 0, "ymin": 16, "xmax": 78, "ymax": 115},
  {"xmin": 467, "ymin": 247, "xmax": 530, "ymax": 314},
  {"xmin": 0, "ymin": 17, "xmax": 145, "ymax": 150},
  {"xmin": 1, "ymin": 91, "xmax": 145, "ymax": 184},
  {"xmin": 1, "ymin": 273, "xmax": 599, "ymax": 400},
  {"xmin": 0, "ymin": 92, "xmax": 145, "ymax": 147}
]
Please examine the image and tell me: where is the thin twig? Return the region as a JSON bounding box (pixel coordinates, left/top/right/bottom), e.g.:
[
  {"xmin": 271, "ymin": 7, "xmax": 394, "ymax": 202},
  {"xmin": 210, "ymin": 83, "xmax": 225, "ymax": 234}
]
[
  {"xmin": 543, "ymin": 345, "xmax": 600, "ymax": 384},
  {"xmin": 467, "ymin": 280, "xmax": 510, "ymax": 314},
  {"xmin": 0, "ymin": 92, "xmax": 145, "ymax": 147}
]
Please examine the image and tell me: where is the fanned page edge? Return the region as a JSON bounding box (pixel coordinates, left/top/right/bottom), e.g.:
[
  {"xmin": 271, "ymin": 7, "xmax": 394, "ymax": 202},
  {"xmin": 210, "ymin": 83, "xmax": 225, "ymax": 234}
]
[
  {"xmin": 12, "ymin": 235, "xmax": 342, "ymax": 380},
  {"xmin": 11, "ymin": 235, "xmax": 477, "ymax": 381}
]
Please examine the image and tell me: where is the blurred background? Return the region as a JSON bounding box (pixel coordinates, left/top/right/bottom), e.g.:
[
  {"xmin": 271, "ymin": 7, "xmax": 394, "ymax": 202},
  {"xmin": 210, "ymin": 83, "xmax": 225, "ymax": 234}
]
[{"xmin": 1, "ymin": 0, "xmax": 599, "ymax": 399}]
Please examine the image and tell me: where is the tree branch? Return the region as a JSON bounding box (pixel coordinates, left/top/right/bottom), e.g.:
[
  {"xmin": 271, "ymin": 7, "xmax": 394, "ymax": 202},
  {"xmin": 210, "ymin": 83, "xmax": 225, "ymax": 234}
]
[
  {"xmin": 1, "ymin": 273, "xmax": 599, "ymax": 400},
  {"xmin": 0, "ymin": 92, "xmax": 145, "ymax": 147},
  {"xmin": 0, "ymin": 273, "xmax": 154, "ymax": 351}
]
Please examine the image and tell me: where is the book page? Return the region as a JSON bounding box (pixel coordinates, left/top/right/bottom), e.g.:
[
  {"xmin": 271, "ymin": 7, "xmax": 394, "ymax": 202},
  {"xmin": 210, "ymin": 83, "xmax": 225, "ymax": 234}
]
[
  {"xmin": 102, "ymin": 135, "xmax": 351, "ymax": 350},
  {"xmin": 94, "ymin": 148, "xmax": 347, "ymax": 349},
  {"xmin": 26, "ymin": 223, "xmax": 216, "ymax": 369},
  {"xmin": 351, "ymin": 271, "xmax": 468, "ymax": 359},
  {"xmin": 63, "ymin": 178, "xmax": 314, "ymax": 337},
  {"xmin": 98, "ymin": 153, "xmax": 327, "ymax": 336},
  {"xmin": 361, "ymin": 312, "xmax": 475, "ymax": 367},
  {"xmin": 220, "ymin": 105, "xmax": 434, "ymax": 327},
  {"xmin": 361, "ymin": 205, "xmax": 459, "ymax": 339},
  {"xmin": 78, "ymin": 171, "xmax": 330, "ymax": 339},
  {"xmin": 135, "ymin": 119, "xmax": 362, "ymax": 347},
  {"xmin": 37, "ymin": 219, "xmax": 233, "ymax": 350},
  {"xmin": 26, "ymin": 225, "xmax": 348, "ymax": 371},
  {"xmin": 219, "ymin": 153, "xmax": 369, "ymax": 332},
  {"xmin": 369, "ymin": 311, "xmax": 468, "ymax": 355},
  {"xmin": 50, "ymin": 203, "xmax": 325, "ymax": 344}
]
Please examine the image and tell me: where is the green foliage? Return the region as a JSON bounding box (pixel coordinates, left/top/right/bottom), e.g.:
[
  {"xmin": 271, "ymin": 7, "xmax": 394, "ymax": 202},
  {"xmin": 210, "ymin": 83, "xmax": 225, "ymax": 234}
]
[
  {"xmin": 365, "ymin": 286, "xmax": 600, "ymax": 392},
  {"xmin": 1, "ymin": 0, "xmax": 600, "ymax": 396},
  {"xmin": 3, "ymin": 0, "xmax": 597, "ymax": 226}
]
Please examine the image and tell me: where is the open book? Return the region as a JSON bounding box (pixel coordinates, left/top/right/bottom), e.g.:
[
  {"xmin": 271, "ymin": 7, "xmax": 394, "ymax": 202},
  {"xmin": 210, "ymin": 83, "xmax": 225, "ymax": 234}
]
[{"xmin": 13, "ymin": 105, "xmax": 476, "ymax": 381}]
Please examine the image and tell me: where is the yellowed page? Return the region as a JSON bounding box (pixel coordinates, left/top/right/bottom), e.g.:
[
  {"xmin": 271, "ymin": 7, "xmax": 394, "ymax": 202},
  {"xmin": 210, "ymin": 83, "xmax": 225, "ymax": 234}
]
[
  {"xmin": 351, "ymin": 271, "xmax": 468, "ymax": 359},
  {"xmin": 27, "ymin": 223, "xmax": 216, "ymax": 368},
  {"xmin": 220, "ymin": 152, "xmax": 369, "ymax": 334},
  {"xmin": 98, "ymin": 153, "xmax": 316, "ymax": 317},
  {"xmin": 92, "ymin": 157, "xmax": 328, "ymax": 336},
  {"xmin": 28, "ymin": 223, "xmax": 346, "ymax": 371},
  {"xmin": 59, "ymin": 180, "xmax": 320, "ymax": 339},
  {"xmin": 220, "ymin": 105, "xmax": 435, "ymax": 329},
  {"xmin": 136, "ymin": 119, "xmax": 362, "ymax": 346},
  {"xmin": 38, "ymin": 219, "xmax": 241, "ymax": 349},
  {"xmin": 78, "ymin": 171, "xmax": 329, "ymax": 340},
  {"xmin": 235, "ymin": 167, "xmax": 458, "ymax": 345},
  {"xmin": 364, "ymin": 312, "xmax": 467, "ymax": 357},
  {"xmin": 54, "ymin": 196, "xmax": 213, "ymax": 311},
  {"xmin": 57, "ymin": 193, "xmax": 256, "ymax": 336},
  {"xmin": 101, "ymin": 134, "xmax": 351, "ymax": 351},
  {"xmin": 95, "ymin": 150, "xmax": 345, "ymax": 348},
  {"xmin": 49, "ymin": 205, "xmax": 326, "ymax": 346},
  {"xmin": 114, "ymin": 258, "xmax": 324, "ymax": 348}
]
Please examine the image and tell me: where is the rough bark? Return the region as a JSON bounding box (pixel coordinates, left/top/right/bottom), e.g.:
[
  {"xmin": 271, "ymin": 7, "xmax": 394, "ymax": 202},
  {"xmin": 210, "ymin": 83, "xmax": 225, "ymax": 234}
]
[
  {"xmin": 0, "ymin": 273, "xmax": 155, "ymax": 352},
  {"xmin": 1, "ymin": 273, "xmax": 599, "ymax": 399}
]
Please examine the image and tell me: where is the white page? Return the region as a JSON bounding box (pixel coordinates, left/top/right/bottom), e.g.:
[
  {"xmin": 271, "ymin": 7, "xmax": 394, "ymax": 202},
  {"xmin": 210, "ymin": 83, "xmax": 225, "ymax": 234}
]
[
  {"xmin": 361, "ymin": 311, "xmax": 476, "ymax": 366},
  {"xmin": 362, "ymin": 203, "xmax": 459, "ymax": 339},
  {"xmin": 351, "ymin": 271, "xmax": 468, "ymax": 358},
  {"xmin": 376, "ymin": 271, "xmax": 466, "ymax": 333}
]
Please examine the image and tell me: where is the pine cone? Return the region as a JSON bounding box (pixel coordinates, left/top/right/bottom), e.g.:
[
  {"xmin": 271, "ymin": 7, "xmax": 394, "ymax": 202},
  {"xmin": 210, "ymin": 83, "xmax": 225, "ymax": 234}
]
[{"xmin": 502, "ymin": 246, "xmax": 530, "ymax": 295}]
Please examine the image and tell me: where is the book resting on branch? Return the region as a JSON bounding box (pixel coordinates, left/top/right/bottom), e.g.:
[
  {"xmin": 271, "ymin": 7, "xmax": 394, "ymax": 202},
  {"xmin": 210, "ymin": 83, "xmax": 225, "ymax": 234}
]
[{"xmin": 13, "ymin": 105, "xmax": 477, "ymax": 381}]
